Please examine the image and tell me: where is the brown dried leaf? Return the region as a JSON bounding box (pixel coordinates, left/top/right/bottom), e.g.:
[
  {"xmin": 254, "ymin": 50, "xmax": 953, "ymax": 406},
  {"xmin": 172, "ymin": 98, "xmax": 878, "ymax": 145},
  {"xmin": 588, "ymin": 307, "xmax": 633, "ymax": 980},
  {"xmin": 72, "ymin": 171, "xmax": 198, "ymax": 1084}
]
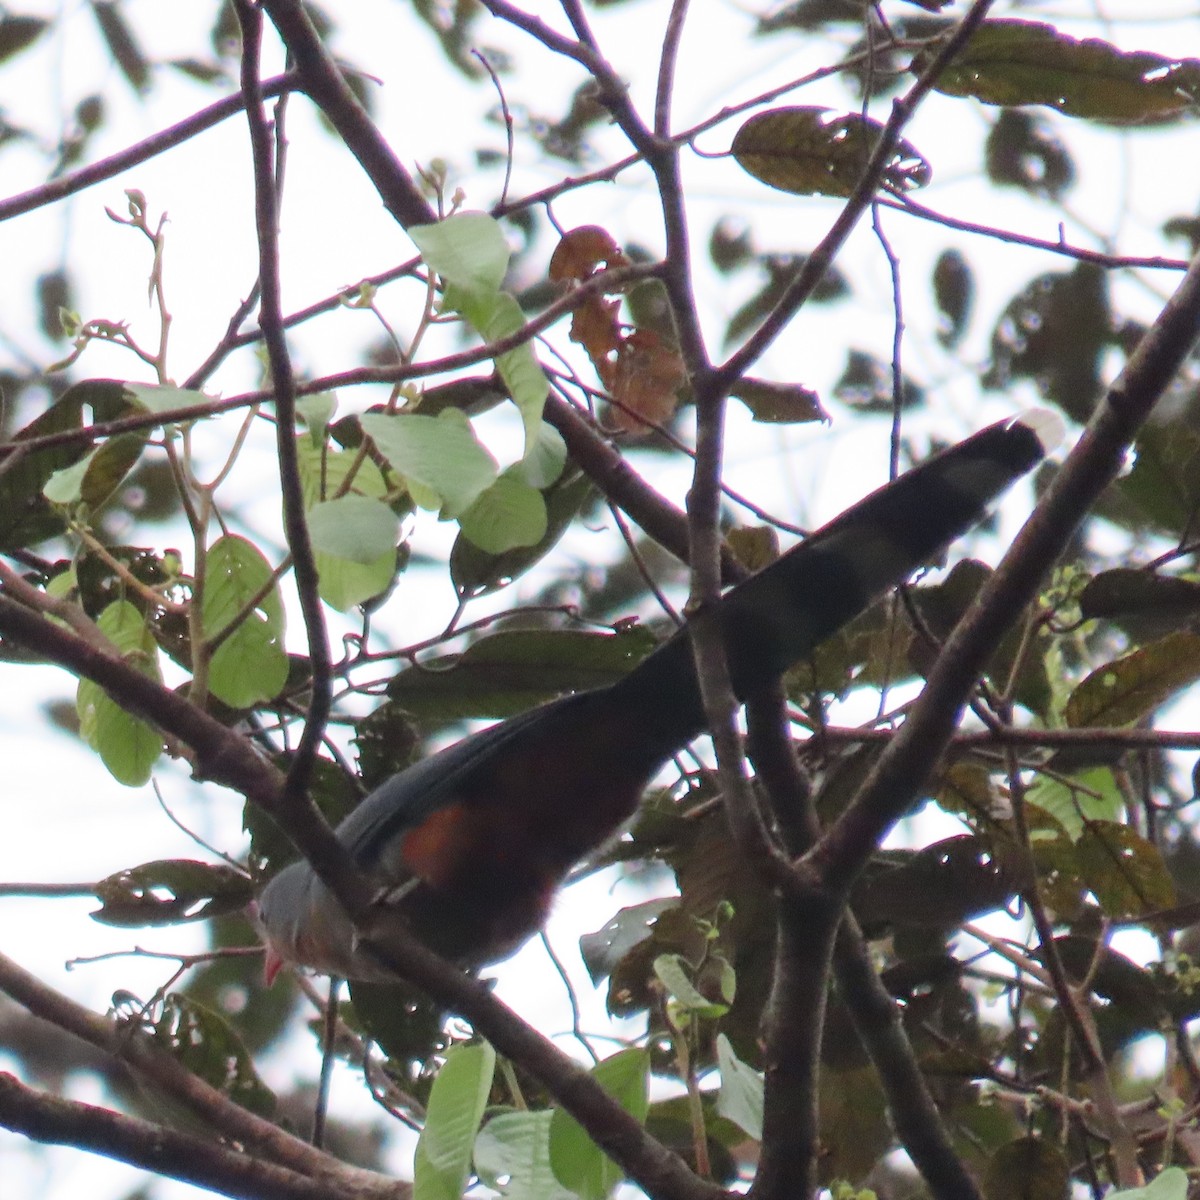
[
  {"xmin": 549, "ymin": 225, "xmax": 630, "ymax": 281},
  {"xmin": 607, "ymin": 329, "xmax": 686, "ymax": 433},
  {"xmin": 570, "ymin": 294, "xmax": 623, "ymax": 361}
]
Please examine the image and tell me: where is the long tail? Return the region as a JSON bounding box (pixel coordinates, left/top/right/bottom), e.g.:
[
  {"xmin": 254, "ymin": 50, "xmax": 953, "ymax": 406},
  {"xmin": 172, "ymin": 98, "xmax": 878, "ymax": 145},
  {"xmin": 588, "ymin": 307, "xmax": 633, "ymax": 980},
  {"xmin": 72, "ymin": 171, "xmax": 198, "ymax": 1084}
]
[{"xmin": 607, "ymin": 411, "xmax": 1060, "ymax": 762}]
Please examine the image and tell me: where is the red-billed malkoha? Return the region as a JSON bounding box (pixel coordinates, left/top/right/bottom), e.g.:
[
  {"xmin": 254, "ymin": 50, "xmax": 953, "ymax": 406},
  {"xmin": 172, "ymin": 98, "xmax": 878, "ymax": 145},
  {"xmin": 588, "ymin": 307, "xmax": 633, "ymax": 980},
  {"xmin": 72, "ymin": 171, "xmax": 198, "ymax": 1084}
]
[{"xmin": 256, "ymin": 412, "xmax": 1060, "ymax": 982}]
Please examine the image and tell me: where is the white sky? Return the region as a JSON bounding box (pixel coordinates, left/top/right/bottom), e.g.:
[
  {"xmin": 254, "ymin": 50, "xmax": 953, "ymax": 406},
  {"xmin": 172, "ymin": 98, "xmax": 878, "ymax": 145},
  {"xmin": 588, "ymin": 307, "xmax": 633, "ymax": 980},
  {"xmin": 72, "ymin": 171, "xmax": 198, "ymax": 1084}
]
[{"xmin": 2, "ymin": 2, "xmax": 1200, "ymax": 1197}]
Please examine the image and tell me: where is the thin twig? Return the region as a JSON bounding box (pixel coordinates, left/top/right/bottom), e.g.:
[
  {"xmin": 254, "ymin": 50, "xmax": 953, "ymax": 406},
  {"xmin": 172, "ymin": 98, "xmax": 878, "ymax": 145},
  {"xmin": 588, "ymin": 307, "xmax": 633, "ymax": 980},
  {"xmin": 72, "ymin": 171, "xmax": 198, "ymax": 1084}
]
[
  {"xmin": 238, "ymin": 0, "xmax": 333, "ymax": 803},
  {"xmin": 714, "ymin": 0, "xmax": 1000, "ymax": 392},
  {"xmin": 0, "ymin": 76, "xmax": 298, "ymax": 223}
]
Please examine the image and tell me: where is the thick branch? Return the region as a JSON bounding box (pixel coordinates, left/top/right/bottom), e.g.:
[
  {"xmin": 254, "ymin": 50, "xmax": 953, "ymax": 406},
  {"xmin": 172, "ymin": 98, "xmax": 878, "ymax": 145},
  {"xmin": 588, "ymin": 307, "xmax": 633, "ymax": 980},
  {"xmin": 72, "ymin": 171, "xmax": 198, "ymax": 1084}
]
[
  {"xmin": 739, "ymin": 690, "xmax": 833, "ymax": 1200},
  {"xmin": 745, "ymin": 687, "xmax": 982, "ymax": 1200},
  {"xmin": 0, "ymin": 951, "xmax": 402, "ymax": 1197},
  {"xmin": 0, "ymin": 1073, "xmax": 382, "ymax": 1200},
  {"xmin": 750, "ymin": 894, "xmax": 837, "ymax": 1200},
  {"xmin": 832, "ymin": 920, "xmax": 984, "ymax": 1200}
]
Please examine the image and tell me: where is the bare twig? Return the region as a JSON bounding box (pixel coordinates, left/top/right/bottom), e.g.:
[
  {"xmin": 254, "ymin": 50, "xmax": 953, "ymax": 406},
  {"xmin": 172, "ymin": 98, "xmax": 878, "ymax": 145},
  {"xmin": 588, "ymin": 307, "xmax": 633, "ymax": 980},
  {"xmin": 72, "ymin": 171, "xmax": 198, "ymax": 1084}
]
[
  {"xmin": 714, "ymin": 0, "xmax": 1000, "ymax": 391},
  {"xmin": 237, "ymin": 0, "xmax": 331, "ymax": 804},
  {"xmin": 0, "ymin": 76, "xmax": 297, "ymax": 224}
]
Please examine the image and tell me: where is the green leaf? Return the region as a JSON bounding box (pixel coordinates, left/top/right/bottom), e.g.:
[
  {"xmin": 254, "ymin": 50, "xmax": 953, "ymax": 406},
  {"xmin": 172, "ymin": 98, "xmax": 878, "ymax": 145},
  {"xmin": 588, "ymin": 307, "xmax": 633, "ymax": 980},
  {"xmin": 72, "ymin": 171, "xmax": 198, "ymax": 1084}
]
[
  {"xmin": 294, "ymin": 440, "xmax": 401, "ymax": 609},
  {"xmin": 474, "ymin": 1110, "xmax": 574, "ymax": 1200},
  {"xmin": 314, "ymin": 547, "xmax": 398, "ymax": 612},
  {"xmin": 307, "ymin": 495, "xmax": 401, "ymax": 564},
  {"xmin": 982, "ymin": 1135, "xmax": 1069, "ymax": 1200},
  {"xmin": 42, "ymin": 453, "xmax": 94, "ymax": 504},
  {"xmin": 1025, "ymin": 767, "xmax": 1123, "ymax": 842},
  {"xmin": 1065, "ymin": 630, "xmax": 1200, "ymax": 728},
  {"xmin": 0, "ymin": 378, "xmax": 131, "ymax": 549},
  {"xmin": 930, "ymin": 19, "xmax": 1200, "ymax": 124},
  {"xmin": 353, "ymin": 702, "xmax": 420, "ymax": 789},
  {"xmin": 77, "ymin": 600, "xmax": 162, "ymax": 786},
  {"xmin": 346, "ymin": 978, "xmax": 445, "ymax": 1073},
  {"xmin": 414, "ymin": 1041, "xmax": 496, "ymax": 1200},
  {"xmin": 43, "ymin": 433, "xmax": 145, "ymax": 508},
  {"xmin": 550, "ymin": 1049, "xmax": 649, "ymax": 1200},
  {"xmin": 818, "ymin": 1064, "xmax": 890, "ymax": 1183},
  {"xmin": 411, "ymin": 212, "xmax": 511, "ymax": 296},
  {"xmin": 91, "ymin": 859, "xmax": 254, "ymax": 927},
  {"xmin": 152, "ymin": 994, "xmax": 275, "ymax": 1118},
  {"xmin": 654, "ymin": 954, "xmax": 729, "ymax": 1019},
  {"xmin": 984, "ymin": 263, "xmax": 1109, "ymax": 422},
  {"xmin": 985, "ymin": 109, "xmax": 1074, "ymax": 200},
  {"xmin": 716, "ymin": 1034, "xmax": 763, "ymax": 1141},
  {"xmin": 1076, "ymin": 821, "xmax": 1176, "ymax": 920},
  {"xmin": 852, "ymin": 835, "xmax": 1016, "ymax": 929},
  {"xmin": 1080, "ymin": 568, "xmax": 1200, "ymax": 629},
  {"xmin": 123, "ymin": 382, "xmax": 212, "ymax": 417},
  {"xmin": 1109, "ymin": 1167, "xmax": 1189, "ymax": 1200},
  {"xmin": 1118, "ymin": 423, "xmax": 1200, "ymax": 537},
  {"xmin": 361, "ymin": 410, "xmax": 498, "ymax": 517},
  {"xmin": 513, "ymin": 423, "xmax": 567, "ymax": 490},
  {"xmin": 451, "ymin": 467, "xmax": 592, "ymax": 600},
  {"xmin": 457, "ymin": 471, "xmax": 548, "ymax": 553},
  {"xmin": 209, "ymin": 616, "xmax": 289, "ymax": 708},
  {"xmin": 77, "ymin": 677, "xmax": 163, "ymax": 786},
  {"xmin": 80, "ymin": 433, "xmax": 146, "ymax": 507},
  {"xmin": 295, "ymin": 438, "xmax": 389, "ymax": 505},
  {"xmin": 412, "ymin": 213, "xmax": 548, "ymax": 454},
  {"xmin": 731, "ymin": 106, "xmax": 930, "ymax": 198},
  {"xmin": 201, "ymin": 535, "xmax": 283, "ymax": 639},
  {"xmin": 580, "ymin": 899, "xmax": 679, "ymax": 985},
  {"xmin": 296, "ymin": 392, "xmax": 337, "ymax": 442},
  {"xmin": 201, "ymin": 535, "xmax": 287, "ymax": 707},
  {"xmin": 456, "ymin": 289, "xmax": 549, "ymax": 454}
]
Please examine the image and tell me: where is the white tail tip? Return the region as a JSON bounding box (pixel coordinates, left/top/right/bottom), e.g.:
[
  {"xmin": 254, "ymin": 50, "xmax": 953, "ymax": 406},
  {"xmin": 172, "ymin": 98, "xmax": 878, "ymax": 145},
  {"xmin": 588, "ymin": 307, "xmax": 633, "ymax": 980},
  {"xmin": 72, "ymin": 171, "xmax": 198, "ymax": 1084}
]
[{"xmin": 1012, "ymin": 407, "xmax": 1065, "ymax": 456}]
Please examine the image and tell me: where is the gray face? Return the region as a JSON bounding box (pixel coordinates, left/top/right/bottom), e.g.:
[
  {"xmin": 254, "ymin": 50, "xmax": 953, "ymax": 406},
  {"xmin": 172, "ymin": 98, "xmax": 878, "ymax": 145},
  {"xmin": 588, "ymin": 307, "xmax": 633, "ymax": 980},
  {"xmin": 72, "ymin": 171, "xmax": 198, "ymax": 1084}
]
[{"xmin": 256, "ymin": 861, "xmax": 392, "ymax": 982}]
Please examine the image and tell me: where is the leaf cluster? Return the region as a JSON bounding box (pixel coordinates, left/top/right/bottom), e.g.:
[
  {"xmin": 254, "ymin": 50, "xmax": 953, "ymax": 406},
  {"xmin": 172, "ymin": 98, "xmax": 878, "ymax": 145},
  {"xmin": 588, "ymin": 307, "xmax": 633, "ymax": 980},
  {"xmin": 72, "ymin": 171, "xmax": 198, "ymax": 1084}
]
[{"xmin": 2, "ymin": 5, "xmax": 1200, "ymax": 1200}]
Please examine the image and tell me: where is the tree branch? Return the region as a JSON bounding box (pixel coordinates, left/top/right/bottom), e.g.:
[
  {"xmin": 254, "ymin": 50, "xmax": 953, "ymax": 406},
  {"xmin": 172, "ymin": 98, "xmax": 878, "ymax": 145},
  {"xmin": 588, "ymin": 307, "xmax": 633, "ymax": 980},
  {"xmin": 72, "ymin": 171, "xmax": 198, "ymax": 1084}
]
[
  {"xmin": 811, "ymin": 246, "xmax": 1200, "ymax": 897},
  {"xmin": 0, "ymin": 76, "xmax": 297, "ymax": 224},
  {"xmin": 832, "ymin": 919, "xmax": 985, "ymax": 1200},
  {"xmin": 745, "ymin": 685, "xmax": 984, "ymax": 1200},
  {"xmin": 259, "ymin": 0, "xmax": 436, "ymax": 228},
  {"xmin": 237, "ymin": 0, "xmax": 332, "ymax": 803},
  {"xmin": 713, "ymin": 0, "xmax": 998, "ymax": 391},
  {"xmin": 0, "ymin": 1072, "xmax": 391, "ymax": 1200},
  {"xmin": 0, "ymin": 951, "xmax": 402, "ymax": 1196}
]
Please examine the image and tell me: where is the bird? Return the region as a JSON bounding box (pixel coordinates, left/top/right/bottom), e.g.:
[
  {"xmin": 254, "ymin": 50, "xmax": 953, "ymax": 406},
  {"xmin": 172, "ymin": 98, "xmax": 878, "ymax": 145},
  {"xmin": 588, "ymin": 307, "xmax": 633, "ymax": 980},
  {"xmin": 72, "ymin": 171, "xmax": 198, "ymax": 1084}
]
[{"xmin": 255, "ymin": 411, "xmax": 1059, "ymax": 983}]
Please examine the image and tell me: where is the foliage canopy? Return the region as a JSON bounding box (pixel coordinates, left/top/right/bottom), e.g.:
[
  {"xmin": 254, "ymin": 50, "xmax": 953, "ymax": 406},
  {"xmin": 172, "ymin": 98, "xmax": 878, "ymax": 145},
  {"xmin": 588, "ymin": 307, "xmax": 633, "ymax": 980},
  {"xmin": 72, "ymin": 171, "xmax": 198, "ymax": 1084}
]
[{"xmin": 2, "ymin": 3, "xmax": 1200, "ymax": 1200}]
